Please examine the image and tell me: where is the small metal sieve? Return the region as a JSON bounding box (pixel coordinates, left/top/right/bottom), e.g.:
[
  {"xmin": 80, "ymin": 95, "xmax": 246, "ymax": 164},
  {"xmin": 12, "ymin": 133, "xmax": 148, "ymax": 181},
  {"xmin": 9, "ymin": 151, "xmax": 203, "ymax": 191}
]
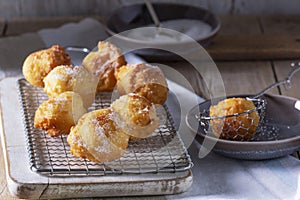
[{"xmin": 196, "ymin": 62, "xmax": 300, "ymax": 141}]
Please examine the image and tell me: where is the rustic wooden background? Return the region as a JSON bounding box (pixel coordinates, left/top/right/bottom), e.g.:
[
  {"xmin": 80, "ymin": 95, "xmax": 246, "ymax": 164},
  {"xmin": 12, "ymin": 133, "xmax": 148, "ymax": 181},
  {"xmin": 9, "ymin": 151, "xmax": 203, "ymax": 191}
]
[
  {"xmin": 1, "ymin": 1, "xmax": 300, "ymax": 198},
  {"xmin": 0, "ymin": 0, "xmax": 300, "ymax": 20}
]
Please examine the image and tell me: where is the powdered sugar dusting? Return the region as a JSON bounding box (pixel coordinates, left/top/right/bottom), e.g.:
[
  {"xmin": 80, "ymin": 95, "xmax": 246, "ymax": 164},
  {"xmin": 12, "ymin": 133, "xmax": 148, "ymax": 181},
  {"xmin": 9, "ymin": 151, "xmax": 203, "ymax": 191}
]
[
  {"xmin": 93, "ymin": 119, "xmax": 112, "ymax": 153},
  {"xmin": 70, "ymin": 133, "xmax": 84, "ymax": 147}
]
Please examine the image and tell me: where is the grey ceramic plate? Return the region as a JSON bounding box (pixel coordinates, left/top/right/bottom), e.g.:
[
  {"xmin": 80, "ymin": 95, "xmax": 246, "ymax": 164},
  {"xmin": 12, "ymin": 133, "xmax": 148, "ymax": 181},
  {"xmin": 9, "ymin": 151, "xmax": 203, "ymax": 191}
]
[{"xmin": 186, "ymin": 94, "xmax": 300, "ymax": 160}]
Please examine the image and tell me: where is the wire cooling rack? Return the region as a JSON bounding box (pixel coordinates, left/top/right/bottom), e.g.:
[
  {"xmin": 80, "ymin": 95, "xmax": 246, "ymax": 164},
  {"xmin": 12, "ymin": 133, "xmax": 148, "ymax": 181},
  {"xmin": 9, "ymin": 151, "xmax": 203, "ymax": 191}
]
[{"xmin": 18, "ymin": 79, "xmax": 193, "ymax": 177}]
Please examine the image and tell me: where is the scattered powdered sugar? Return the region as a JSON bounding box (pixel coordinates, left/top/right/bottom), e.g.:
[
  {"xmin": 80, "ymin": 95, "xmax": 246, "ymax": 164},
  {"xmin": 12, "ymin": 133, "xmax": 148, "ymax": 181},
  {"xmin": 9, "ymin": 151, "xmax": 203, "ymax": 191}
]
[
  {"xmin": 65, "ymin": 65, "xmax": 80, "ymax": 74},
  {"xmin": 126, "ymin": 19, "xmax": 212, "ymax": 43},
  {"xmin": 94, "ymin": 121, "xmax": 105, "ymax": 137},
  {"xmin": 138, "ymin": 106, "xmax": 150, "ymax": 114},
  {"xmin": 70, "ymin": 133, "xmax": 85, "ymax": 147},
  {"xmin": 111, "ymin": 110, "xmax": 132, "ymax": 131},
  {"xmin": 107, "ymin": 111, "xmax": 115, "ymax": 120},
  {"xmin": 52, "ymin": 66, "xmax": 80, "ymax": 80},
  {"xmin": 50, "ymin": 73, "xmax": 67, "ymax": 81},
  {"xmin": 93, "ymin": 119, "xmax": 112, "ymax": 153},
  {"xmin": 94, "ymin": 139, "xmax": 111, "ymax": 153},
  {"xmin": 160, "ymin": 19, "xmax": 212, "ymax": 40}
]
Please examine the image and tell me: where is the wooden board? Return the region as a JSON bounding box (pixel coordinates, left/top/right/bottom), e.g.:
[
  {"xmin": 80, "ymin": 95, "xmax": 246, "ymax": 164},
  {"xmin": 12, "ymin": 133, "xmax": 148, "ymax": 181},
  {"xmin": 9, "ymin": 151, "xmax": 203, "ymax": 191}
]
[
  {"xmin": 0, "ymin": 18, "xmax": 5, "ymax": 36},
  {"xmin": 260, "ymin": 15, "xmax": 300, "ymax": 34},
  {"xmin": 218, "ymin": 15, "xmax": 261, "ymax": 34},
  {"xmin": 0, "ymin": 78, "xmax": 192, "ymax": 199},
  {"xmin": 206, "ymin": 15, "xmax": 300, "ymax": 61},
  {"xmin": 207, "ymin": 34, "xmax": 300, "ymax": 61},
  {"xmin": 216, "ymin": 61, "xmax": 279, "ymax": 96},
  {"xmin": 0, "ymin": 139, "xmax": 15, "ymax": 199},
  {"xmin": 159, "ymin": 61, "xmax": 278, "ymax": 99}
]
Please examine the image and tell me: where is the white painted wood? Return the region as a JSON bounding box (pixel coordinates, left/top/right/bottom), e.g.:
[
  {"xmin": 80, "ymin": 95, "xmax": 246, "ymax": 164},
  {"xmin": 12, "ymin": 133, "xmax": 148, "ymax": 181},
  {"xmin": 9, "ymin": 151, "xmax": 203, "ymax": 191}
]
[
  {"xmin": 0, "ymin": 0, "xmax": 20, "ymax": 19},
  {"xmin": 0, "ymin": 0, "xmax": 122, "ymax": 19},
  {"xmin": 0, "ymin": 77, "xmax": 192, "ymax": 199},
  {"xmin": 120, "ymin": 0, "xmax": 232, "ymax": 15},
  {"xmin": 0, "ymin": 0, "xmax": 300, "ymax": 20},
  {"xmin": 0, "ymin": 78, "xmax": 48, "ymax": 199}
]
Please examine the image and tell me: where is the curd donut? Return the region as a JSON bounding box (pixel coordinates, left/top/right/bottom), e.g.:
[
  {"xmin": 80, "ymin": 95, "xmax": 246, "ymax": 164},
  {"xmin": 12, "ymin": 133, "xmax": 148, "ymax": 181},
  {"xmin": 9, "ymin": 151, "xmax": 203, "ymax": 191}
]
[
  {"xmin": 67, "ymin": 108, "xmax": 130, "ymax": 163},
  {"xmin": 209, "ymin": 97, "xmax": 260, "ymax": 141},
  {"xmin": 43, "ymin": 65, "xmax": 98, "ymax": 108},
  {"xmin": 22, "ymin": 45, "xmax": 71, "ymax": 87},
  {"xmin": 111, "ymin": 93, "xmax": 160, "ymax": 139},
  {"xmin": 82, "ymin": 41, "xmax": 126, "ymax": 92},
  {"xmin": 115, "ymin": 63, "xmax": 168, "ymax": 105},
  {"xmin": 34, "ymin": 91, "xmax": 87, "ymax": 137}
]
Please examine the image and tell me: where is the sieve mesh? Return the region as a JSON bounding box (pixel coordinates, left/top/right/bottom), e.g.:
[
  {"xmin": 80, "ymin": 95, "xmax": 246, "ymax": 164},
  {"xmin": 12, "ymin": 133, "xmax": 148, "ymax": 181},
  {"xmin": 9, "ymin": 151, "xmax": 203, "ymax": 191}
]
[{"xmin": 197, "ymin": 98, "xmax": 267, "ymax": 141}]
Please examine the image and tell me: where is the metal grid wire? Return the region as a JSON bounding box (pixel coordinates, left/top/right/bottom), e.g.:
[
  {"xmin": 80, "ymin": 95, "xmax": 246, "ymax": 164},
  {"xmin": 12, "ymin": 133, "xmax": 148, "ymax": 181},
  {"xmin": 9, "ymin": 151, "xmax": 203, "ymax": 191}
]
[
  {"xmin": 18, "ymin": 79, "xmax": 193, "ymax": 177},
  {"xmin": 197, "ymin": 98, "xmax": 266, "ymax": 141}
]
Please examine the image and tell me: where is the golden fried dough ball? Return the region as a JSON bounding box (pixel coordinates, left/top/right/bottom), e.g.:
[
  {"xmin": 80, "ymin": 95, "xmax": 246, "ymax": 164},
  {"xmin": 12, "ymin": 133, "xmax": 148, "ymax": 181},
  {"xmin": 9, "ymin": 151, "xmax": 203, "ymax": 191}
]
[
  {"xmin": 22, "ymin": 45, "xmax": 71, "ymax": 87},
  {"xmin": 34, "ymin": 92, "xmax": 87, "ymax": 137},
  {"xmin": 115, "ymin": 63, "xmax": 168, "ymax": 105},
  {"xmin": 209, "ymin": 97, "xmax": 260, "ymax": 141},
  {"xmin": 82, "ymin": 41, "xmax": 126, "ymax": 92},
  {"xmin": 67, "ymin": 108, "xmax": 130, "ymax": 163},
  {"xmin": 43, "ymin": 65, "xmax": 98, "ymax": 108},
  {"xmin": 66, "ymin": 125, "xmax": 98, "ymax": 162},
  {"xmin": 111, "ymin": 93, "xmax": 160, "ymax": 139}
]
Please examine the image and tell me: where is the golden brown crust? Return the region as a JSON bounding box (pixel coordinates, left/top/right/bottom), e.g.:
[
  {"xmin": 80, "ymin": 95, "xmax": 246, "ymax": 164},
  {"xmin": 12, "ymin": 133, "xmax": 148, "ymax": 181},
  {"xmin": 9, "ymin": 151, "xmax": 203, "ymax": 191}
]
[
  {"xmin": 43, "ymin": 65, "xmax": 98, "ymax": 108},
  {"xmin": 22, "ymin": 45, "xmax": 71, "ymax": 87},
  {"xmin": 115, "ymin": 63, "xmax": 168, "ymax": 105},
  {"xmin": 43, "ymin": 65, "xmax": 77, "ymax": 96},
  {"xmin": 82, "ymin": 41, "xmax": 126, "ymax": 92},
  {"xmin": 209, "ymin": 98, "xmax": 260, "ymax": 141},
  {"xmin": 67, "ymin": 126, "xmax": 98, "ymax": 162},
  {"xmin": 67, "ymin": 108, "xmax": 130, "ymax": 163},
  {"xmin": 34, "ymin": 91, "xmax": 87, "ymax": 137},
  {"xmin": 111, "ymin": 93, "xmax": 160, "ymax": 139}
]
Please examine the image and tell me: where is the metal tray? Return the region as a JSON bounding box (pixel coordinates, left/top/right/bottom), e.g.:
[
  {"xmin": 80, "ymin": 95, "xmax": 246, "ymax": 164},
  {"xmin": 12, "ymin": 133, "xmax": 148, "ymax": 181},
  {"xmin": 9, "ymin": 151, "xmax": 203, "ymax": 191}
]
[{"xmin": 18, "ymin": 78, "xmax": 193, "ymax": 177}]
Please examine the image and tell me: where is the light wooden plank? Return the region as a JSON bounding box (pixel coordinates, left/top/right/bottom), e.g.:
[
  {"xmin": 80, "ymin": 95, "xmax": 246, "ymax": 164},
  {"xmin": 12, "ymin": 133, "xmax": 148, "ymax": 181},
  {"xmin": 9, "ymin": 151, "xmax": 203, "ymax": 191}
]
[
  {"xmin": 5, "ymin": 16, "xmax": 103, "ymax": 36},
  {"xmin": 273, "ymin": 60, "xmax": 300, "ymax": 99},
  {"xmin": 0, "ymin": 142, "xmax": 16, "ymax": 200},
  {"xmin": 260, "ymin": 15, "xmax": 300, "ymax": 34},
  {"xmin": 218, "ymin": 15, "xmax": 261, "ymax": 34},
  {"xmin": 0, "ymin": 182, "xmax": 16, "ymax": 200},
  {"xmin": 216, "ymin": 61, "xmax": 278, "ymax": 96}
]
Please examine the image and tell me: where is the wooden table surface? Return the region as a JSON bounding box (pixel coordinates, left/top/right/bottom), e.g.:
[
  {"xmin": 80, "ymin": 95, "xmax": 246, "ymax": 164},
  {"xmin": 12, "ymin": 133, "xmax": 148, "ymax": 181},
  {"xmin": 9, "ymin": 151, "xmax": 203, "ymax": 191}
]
[{"xmin": 0, "ymin": 15, "xmax": 300, "ymax": 199}]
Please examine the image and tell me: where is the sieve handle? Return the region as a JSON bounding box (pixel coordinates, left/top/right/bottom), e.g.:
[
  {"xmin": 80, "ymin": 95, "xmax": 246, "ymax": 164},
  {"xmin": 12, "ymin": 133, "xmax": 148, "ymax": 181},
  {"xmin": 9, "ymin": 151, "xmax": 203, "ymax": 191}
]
[
  {"xmin": 65, "ymin": 46, "xmax": 91, "ymax": 54},
  {"xmin": 144, "ymin": 0, "xmax": 161, "ymax": 28},
  {"xmin": 252, "ymin": 62, "xmax": 300, "ymax": 99}
]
